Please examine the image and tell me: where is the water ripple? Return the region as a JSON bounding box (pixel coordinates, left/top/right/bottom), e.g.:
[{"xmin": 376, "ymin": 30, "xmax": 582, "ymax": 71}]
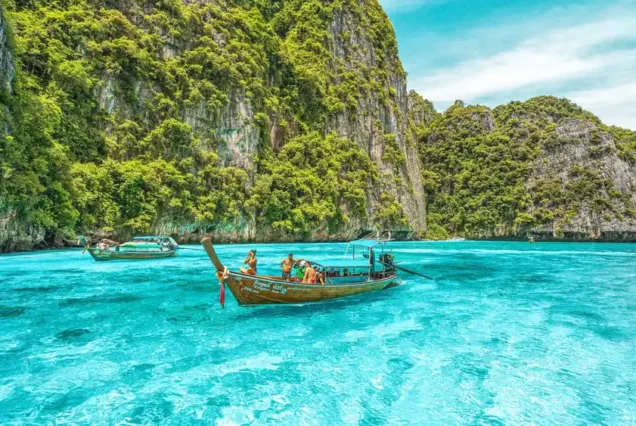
[{"xmin": 0, "ymin": 241, "xmax": 634, "ymax": 424}]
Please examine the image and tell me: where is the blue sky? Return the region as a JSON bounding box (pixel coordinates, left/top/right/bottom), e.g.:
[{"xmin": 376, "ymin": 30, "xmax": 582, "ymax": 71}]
[{"xmin": 380, "ymin": 0, "xmax": 636, "ymax": 129}]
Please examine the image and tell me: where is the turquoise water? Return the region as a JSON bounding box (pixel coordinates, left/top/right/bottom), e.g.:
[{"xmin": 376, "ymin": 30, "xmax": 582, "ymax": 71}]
[{"xmin": 1, "ymin": 241, "xmax": 635, "ymax": 425}]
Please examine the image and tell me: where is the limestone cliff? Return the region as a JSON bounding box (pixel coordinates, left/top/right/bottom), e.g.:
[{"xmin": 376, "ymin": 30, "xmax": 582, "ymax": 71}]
[
  {"xmin": 0, "ymin": 8, "xmax": 12, "ymax": 93},
  {"xmin": 0, "ymin": 5, "xmax": 30, "ymax": 252},
  {"xmin": 0, "ymin": 0, "xmax": 427, "ymax": 251},
  {"xmin": 3, "ymin": 0, "xmax": 634, "ymax": 251},
  {"xmin": 419, "ymin": 96, "xmax": 636, "ymax": 241},
  {"xmin": 408, "ymin": 91, "xmax": 439, "ymax": 128},
  {"xmin": 527, "ymin": 118, "xmax": 636, "ymax": 241},
  {"xmin": 325, "ymin": 5, "xmax": 427, "ymax": 235}
]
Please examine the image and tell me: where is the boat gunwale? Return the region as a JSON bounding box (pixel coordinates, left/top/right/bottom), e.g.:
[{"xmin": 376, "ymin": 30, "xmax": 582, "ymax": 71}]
[
  {"xmin": 226, "ymin": 270, "xmax": 397, "ymax": 289},
  {"xmin": 86, "ymin": 248, "xmax": 177, "ymax": 261},
  {"xmin": 88, "ymin": 248, "xmax": 177, "ymax": 254}
]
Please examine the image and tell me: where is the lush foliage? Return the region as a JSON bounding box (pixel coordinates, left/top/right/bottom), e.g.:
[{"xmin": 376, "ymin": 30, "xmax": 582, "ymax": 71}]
[
  {"xmin": 1, "ymin": 0, "xmax": 406, "ymax": 240},
  {"xmin": 6, "ymin": 0, "xmax": 632, "ymax": 243},
  {"xmin": 418, "ymin": 96, "xmax": 636, "ymax": 238},
  {"xmin": 0, "ymin": 3, "xmax": 77, "ymax": 234},
  {"xmin": 253, "ymin": 132, "xmax": 379, "ymax": 235}
]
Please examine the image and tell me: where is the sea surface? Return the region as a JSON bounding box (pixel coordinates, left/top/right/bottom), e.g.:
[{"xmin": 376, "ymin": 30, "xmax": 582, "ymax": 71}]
[{"xmin": 1, "ymin": 241, "xmax": 635, "ymax": 425}]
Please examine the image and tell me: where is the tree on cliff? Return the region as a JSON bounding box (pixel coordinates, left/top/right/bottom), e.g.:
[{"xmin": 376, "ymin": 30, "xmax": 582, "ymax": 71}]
[{"xmin": 1, "ymin": 0, "xmax": 421, "ymax": 249}]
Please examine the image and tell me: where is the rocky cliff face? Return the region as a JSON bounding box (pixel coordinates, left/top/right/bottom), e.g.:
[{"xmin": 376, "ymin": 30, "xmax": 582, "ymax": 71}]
[
  {"xmin": 528, "ymin": 118, "xmax": 636, "ymax": 241},
  {"xmin": 0, "ymin": 0, "xmax": 427, "ymax": 251},
  {"xmin": 419, "ymin": 96, "xmax": 636, "ymax": 241},
  {"xmin": 3, "ymin": 0, "xmax": 634, "ymax": 251},
  {"xmin": 408, "ymin": 91, "xmax": 439, "ymax": 128},
  {"xmin": 0, "ymin": 5, "xmax": 28, "ymax": 252},
  {"xmin": 0, "ymin": 8, "xmax": 13, "ymax": 93},
  {"xmin": 324, "ymin": 2, "xmax": 426, "ymax": 235}
]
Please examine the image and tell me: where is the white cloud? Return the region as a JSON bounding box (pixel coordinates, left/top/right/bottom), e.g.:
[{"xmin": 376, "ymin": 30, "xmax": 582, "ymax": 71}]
[
  {"xmin": 412, "ymin": 16, "xmax": 636, "ymax": 100},
  {"xmin": 566, "ymin": 82, "xmax": 636, "ymax": 129},
  {"xmin": 379, "ymin": 0, "xmax": 446, "ymax": 13},
  {"xmin": 409, "ymin": 13, "xmax": 636, "ymax": 129}
]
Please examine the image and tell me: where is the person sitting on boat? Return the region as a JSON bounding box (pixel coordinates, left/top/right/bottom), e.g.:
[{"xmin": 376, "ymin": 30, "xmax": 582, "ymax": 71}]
[
  {"xmin": 280, "ymin": 253, "xmax": 297, "ymax": 280},
  {"xmin": 316, "ymin": 267, "xmax": 326, "ymax": 285},
  {"xmin": 303, "ymin": 263, "xmax": 317, "ymax": 284},
  {"xmin": 296, "ymin": 261, "xmax": 307, "ymax": 282},
  {"xmin": 244, "ymin": 250, "xmax": 258, "ymax": 275},
  {"xmin": 103, "ymin": 239, "xmax": 119, "ymax": 248}
]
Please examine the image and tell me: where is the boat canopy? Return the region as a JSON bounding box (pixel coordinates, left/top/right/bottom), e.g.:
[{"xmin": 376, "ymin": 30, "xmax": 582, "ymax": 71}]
[
  {"xmin": 312, "ymin": 259, "xmax": 370, "ymax": 268},
  {"xmin": 122, "ymin": 242, "xmax": 161, "ymax": 249},
  {"xmin": 132, "ymin": 236, "xmax": 163, "ymax": 241},
  {"xmin": 132, "ymin": 236, "xmax": 178, "ymax": 245},
  {"xmin": 348, "ymin": 240, "xmax": 385, "ymax": 249}
]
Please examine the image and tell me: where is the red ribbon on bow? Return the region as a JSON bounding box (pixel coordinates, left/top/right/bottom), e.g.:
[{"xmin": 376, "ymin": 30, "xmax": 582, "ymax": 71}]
[{"xmin": 216, "ymin": 267, "xmax": 229, "ymax": 309}]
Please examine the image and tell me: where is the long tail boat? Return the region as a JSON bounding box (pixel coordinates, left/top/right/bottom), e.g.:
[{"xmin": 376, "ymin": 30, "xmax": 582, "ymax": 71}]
[
  {"xmin": 201, "ymin": 238, "xmax": 402, "ymax": 307},
  {"xmin": 79, "ymin": 236, "xmax": 179, "ymax": 261}
]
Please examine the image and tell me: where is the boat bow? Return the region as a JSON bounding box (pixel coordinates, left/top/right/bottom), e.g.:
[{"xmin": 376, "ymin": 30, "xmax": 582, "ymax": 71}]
[
  {"xmin": 201, "ymin": 237, "xmax": 226, "ymax": 272},
  {"xmin": 201, "ymin": 237, "xmax": 230, "ymax": 308}
]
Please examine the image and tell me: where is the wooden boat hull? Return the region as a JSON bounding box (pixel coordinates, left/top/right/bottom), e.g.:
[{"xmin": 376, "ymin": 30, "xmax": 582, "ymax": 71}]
[
  {"xmin": 87, "ymin": 248, "xmax": 177, "ymax": 262},
  {"xmin": 201, "ymin": 238, "xmax": 399, "ymax": 306},
  {"xmin": 224, "ymin": 272, "xmax": 398, "ymax": 306}
]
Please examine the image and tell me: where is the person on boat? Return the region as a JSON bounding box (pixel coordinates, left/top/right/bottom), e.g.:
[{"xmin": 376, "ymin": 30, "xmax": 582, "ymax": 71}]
[
  {"xmin": 244, "ymin": 250, "xmax": 258, "ymax": 275},
  {"xmin": 303, "ymin": 263, "xmax": 317, "ymax": 284},
  {"xmin": 296, "ymin": 261, "xmax": 307, "ymax": 282},
  {"xmin": 280, "ymin": 253, "xmax": 296, "ymax": 280},
  {"xmin": 316, "ymin": 267, "xmax": 326, "ymax": 285}
]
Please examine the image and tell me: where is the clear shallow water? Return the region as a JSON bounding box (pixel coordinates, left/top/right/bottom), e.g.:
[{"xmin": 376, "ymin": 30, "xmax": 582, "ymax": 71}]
[{"xmin": 1, "ymin": 241, "xmax": 635, "ymax": 425}]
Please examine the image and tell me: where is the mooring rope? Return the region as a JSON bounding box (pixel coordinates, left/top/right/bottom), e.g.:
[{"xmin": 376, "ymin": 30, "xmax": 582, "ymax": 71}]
[{"xmin": 177, "ymin": 247, "xmax": 206, "ymax": 252}]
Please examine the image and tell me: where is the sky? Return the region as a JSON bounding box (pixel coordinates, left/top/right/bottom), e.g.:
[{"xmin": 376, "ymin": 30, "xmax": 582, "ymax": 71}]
[{"xmin": 380, "ymin": 0, "xmax": 636, "ymax": 129}]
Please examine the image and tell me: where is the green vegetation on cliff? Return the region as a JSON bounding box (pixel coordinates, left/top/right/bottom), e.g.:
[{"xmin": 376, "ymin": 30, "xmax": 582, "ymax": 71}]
[
  {"xmin": 2, "ymin": 0, "xmax": 634, "ymax": 247},
  {"xmin": 0, "ymin": 2, "xmax": 77, "ymax": 233},
  {"xmin": 0, "ymin": 0, "xmax": 409, "ymax": 244},
  {"xmin": 417, "ymin": 95, "xmax": 636, "ymax": 239}
]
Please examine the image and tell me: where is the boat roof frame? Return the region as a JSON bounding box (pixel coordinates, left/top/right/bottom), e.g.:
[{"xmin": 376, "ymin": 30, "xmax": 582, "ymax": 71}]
[
  {"xmin": 311, "ymin": 259, "xmax": 371, "ymax": 268},
  {"xmin": 133, "ymin": 235, "xmax": 168, "ymax": 240},
  {"xmin": 347, "ymin": 239, "xmax": 389, "ymax": 249},
  {"xmin": 132, "ymin": 236, "xmax": 177, "ymax": 243}
]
